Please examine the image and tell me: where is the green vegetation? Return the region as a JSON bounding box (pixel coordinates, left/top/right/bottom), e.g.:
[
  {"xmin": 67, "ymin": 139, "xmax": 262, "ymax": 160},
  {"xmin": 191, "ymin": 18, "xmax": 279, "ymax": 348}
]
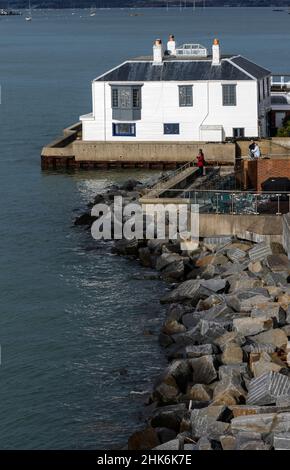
[{"xmin": 277, "ymin": 117, "xmax": 290, "ymax": 137}]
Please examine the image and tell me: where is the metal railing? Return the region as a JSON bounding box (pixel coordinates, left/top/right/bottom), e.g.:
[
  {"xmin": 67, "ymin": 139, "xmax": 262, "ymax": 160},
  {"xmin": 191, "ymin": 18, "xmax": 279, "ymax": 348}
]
[
  {"xmin": 175, "ymin": 44, "xmax": 208, "ymax": 57},
  {"xmin": 156, "ymin": 189, "xmax": 290, "ymax": 215},
  {"xmin": 271, "ymin": 75, "xmax": 290, "ymax": 90},
  {"xmin": 146, "ymin": 161, "xmax": 195, "ymax": 195}
]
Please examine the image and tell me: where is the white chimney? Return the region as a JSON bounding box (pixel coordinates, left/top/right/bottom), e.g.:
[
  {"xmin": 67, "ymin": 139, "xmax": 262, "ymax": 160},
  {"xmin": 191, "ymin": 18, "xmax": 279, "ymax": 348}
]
[
  {"xmin": 153, "ymin": 39, "xmax": 163, "ymax": 65},
  {"xmin": 212, "ymin": 38, "xmax": 221, "ymax": 66},
  {"xmin": 167, "ymin": 34, "xmax": 176, "ymax": 56}
]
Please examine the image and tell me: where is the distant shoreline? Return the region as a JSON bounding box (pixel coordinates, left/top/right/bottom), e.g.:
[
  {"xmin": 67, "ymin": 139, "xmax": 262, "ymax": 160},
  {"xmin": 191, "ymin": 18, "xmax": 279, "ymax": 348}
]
[{"xmin": 9, "ymin": 6, "xmax": 290, "ymax": 11}]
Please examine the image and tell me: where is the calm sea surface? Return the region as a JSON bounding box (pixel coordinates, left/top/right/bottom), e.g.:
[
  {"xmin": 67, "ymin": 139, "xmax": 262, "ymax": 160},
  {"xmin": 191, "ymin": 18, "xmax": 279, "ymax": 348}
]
[{"xmin": 0, "ymin": 7, "xmax": 290, "ymax": 449}]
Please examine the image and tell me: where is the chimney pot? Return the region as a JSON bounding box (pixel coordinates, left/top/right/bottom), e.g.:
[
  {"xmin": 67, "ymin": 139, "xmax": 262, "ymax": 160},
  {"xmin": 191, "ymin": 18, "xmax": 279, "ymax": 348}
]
[
  {"xmin": 153, "ymin": 38, "xmax": 163, "ymax": 65},
  {"xmin": 212, "ymin": 38, "xmax": 221, "ymax": 66}
]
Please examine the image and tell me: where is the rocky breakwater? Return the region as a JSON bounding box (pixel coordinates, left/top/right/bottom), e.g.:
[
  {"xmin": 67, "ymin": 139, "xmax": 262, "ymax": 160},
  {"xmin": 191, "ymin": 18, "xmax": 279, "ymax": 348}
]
[
  {"xmin": 122, "ymin": 236, "xmax": 290, "ymax": 451},
  {"xmin": 74, "ymin": 177, "xmax": 290, "ymax": 451}
]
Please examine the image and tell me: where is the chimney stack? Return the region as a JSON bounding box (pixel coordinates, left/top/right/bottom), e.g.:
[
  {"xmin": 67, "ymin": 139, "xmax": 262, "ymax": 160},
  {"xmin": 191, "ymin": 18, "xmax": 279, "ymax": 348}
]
[
  {"xmin": 212, "ymin": 38, "xmax": 221, "ymax": 66},
  {"xmin": 153, "ymin": 39, "xmax": 163, "ymax": 65},
  {"xmin": 167, "ymin": 34, "xmax": 176, "ymax": 56}
]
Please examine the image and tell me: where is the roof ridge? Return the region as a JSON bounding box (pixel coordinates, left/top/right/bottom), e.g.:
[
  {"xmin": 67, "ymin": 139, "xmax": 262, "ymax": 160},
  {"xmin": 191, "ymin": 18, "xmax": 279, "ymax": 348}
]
[
  {"xmin": 231, "ymin": 55, "xmax": 271, "ymax": 74},
  {"xmin": 225, "ymin": 57, "xmax": 256, "ymax": 80}
]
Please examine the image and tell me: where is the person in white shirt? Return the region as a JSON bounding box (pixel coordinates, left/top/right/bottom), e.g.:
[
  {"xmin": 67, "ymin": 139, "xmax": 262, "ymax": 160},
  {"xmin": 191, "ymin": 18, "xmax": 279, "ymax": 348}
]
[{"xmin": 250, "ymin": 141, "xmax": 261, "ymax": 159}]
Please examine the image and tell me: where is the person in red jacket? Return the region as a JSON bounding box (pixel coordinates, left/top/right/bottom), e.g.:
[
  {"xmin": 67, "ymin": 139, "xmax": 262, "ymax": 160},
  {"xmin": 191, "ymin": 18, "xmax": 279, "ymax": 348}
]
[{"xmin": 196, "ymin": 149, "xmax": 205, "ymax": 176}]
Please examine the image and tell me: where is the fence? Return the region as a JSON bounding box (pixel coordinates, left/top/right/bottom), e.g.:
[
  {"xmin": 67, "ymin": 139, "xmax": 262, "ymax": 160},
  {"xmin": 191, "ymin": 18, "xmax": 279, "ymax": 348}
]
[{"xmin": 160, "ymin": 189, "xmax": 290, "ymax": 215}]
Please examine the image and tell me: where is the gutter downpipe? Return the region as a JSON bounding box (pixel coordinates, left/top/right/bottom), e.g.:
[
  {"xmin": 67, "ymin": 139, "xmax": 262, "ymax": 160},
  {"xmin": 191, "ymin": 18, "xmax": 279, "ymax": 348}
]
[
  {"xmin": 104, "ymin": 82, "xmax": 107, "ymax": 142},
  {"xmin": 199, "ymin": 81, "xmax": 210, "ymax": 141}
]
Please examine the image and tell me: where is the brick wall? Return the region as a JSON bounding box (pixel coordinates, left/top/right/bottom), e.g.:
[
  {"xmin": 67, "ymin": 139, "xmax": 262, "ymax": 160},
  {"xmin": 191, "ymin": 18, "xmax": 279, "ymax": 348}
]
[{"xmin": 241, "ymin": 158, "xmax": 290, "ymax": 190}]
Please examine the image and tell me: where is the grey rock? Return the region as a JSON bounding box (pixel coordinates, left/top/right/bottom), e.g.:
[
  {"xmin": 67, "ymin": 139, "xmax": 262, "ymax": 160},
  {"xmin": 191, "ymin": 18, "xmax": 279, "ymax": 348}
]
[
  {"xmin": 156, "ymin": 427, "xmax": 177, "ymax": 444},
  {"xmin": 231, "ymin": 413, "xmax": 276, "ymax": 434},
  {"xmin": 160, "ymin": 260, "xmax": 185, "ymax": 282},
  {"xmin": 203, "ymin": 236, "xmax": 232, "ymax": 252},
  {"xmin": 188, "ymin": 384, "xmax": 212, "ymax": 402},
  {"xmin": 151, "ymin": 404, "xmax": 187, "ymax": 431},
  {"xmin": 196, "ymin": 436, "xmax": 212, "ymax": 450},
  {"xmin": 147, "ymin": 239, "xmax": 169, "ymax": 253},
  {"xmin": 247, "ymin": 371, "xmax": 290, "ymax": 405},
  {"xmin": 156, "ymin": 253, "xmax": 184, "ymax": 271},
  {"xmin": 226, "ymin": 293, "xmax": 270, "ymax": 313},
  {"xmin": 199, "ymin": 319, "xmax": 231, "ymax": 343},
  {"xmin": 235, "ymin": 431, "xmax": 271, "ymax": 450},
  {"xmin": 251, "ymin": 328, "xmax": 288, "ymax": 349},
  {"xmin": 214, "ymin": 331, "xmax": 246, "ymax": 351},
  {"xmin": 227, "ymin": 272, "xmax": 261, "ymax": 293},
  {"xmin": 185, "ymin": 344, "xmax": 216, "ymax": 358},
  {"xmin": 160, "ymin": 280, "xmax": 201, "ymax": 304},
  {"xmin": 162, "ymin": 319, "xmax": 186, "ymax": 335},
  {"xmin": 221, "ymin": 261, "xmax": 249, "ymax": 276},
  {"xmin": 138, "ymin": 247, "xmax": 152, "ymax": 267},
  {"xmin": 154, "ymin": 439, "xmax": 180, "ymax": 450},
  {"xmin": 242, "ymin": 342, "xmax": 277, "ymax": 354},
  {"xmin": 221, "ymin": 342, "xmax": 244, "ymax": 365},
  {"xmin": 200, "ymin": 277, "xmax": 227, "ymax": 293},
  {"xmin": 213, "ymin": 375, "xmax": 247, "ymax": 406},
  {"xmin": 165, "ymin": 360, "xmax": 192, "ymax": 393},
  {"xmin": 231, "ymin": 412, "xmax": 290, "ymax": 435},
  {"xmin": 274, "ymin": 412, "xmax": 290, "ymax": 433},
  {"xmin": 233, "ymin": 317, "xmax": 273, "ymax": 337},
  {"xmin": 286, "ymin": 306, "xmax": 290, "ymax": 325},
  {"xmin": 267, "ymin": 254, "xmax": 290, "ymax": 272},
  {"xmin": 251, "ymin": 303, "xmax": 286, "ymax": 325},
  {"xmin": 274, "ymin": 432, "xmax": 290, "ymax": 450},
  {"xmin": 218, "ymin": 364, "xmax": 250, "ymax": 382},
  {"xmin": 189, "ymin": 355, "xmax": 217, "ymax": 385},
  {"xmin": 276, "ymin": 396, "xmax": 290, "ymax": 407},
  {"xmin": 113, "ymin": 238, "xmax": 140, "ymax": 256},
  {"xmin": 153, "ymin": 382, "xmax": 179, "ymax": 404},
  {"xmin": 171, "ymin": 325, "xmax": 201, "ymax": 346},
  {"xmin": 226, "ymin": 248, "xmax": 246, "ymax": 263},
  {"xmin": 182, "ymin": 312, "xmax": 201, "ymax": 329},
  {"xmin": 282, "ymin": 324, "xmax": 290, "ymax": 337},
  {"xmin": 248, "ymin": 242, "xmax": 272, "ymax": 262},
  {"xmin": 264, "ymin": 272, "xmax": 288, "ymax": 287},
  {"xmin": 191, "ymin": 406, "xmax": 230, "ymax": 440},
  {"xmin": 166, "ymin": 303, "xmax": 188, "ymax": 323},
  {"xmin": 220, "ymin": 434, "xmax": 237, "ymax": 450}
]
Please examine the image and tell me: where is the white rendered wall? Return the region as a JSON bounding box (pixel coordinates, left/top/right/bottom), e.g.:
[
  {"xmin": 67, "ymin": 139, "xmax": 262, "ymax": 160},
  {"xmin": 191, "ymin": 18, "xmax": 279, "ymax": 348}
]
[{"xmin": 81, "ymin": 79, "xmax": 260, "ymax": 142}]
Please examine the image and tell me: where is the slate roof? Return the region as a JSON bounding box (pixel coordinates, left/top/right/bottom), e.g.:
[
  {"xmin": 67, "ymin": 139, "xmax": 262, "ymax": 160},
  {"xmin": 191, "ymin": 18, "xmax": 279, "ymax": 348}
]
[
  {"xmin": 95, "ymin": 55, "xmax": 271, "ymax": 82},
  {"xmin": 230, "ymin": 56, "xmax": 271, "ymax": 80}
]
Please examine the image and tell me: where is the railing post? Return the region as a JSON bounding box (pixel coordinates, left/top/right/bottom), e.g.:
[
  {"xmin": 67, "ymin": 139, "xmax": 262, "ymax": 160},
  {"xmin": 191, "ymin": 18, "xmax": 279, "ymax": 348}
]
[
  {"xmin": 215, "ymin": 193, "xmax": 219, "ymax": 214},
  {"xmin": 231, "ymin": 193, "xmax": 235, "ymax": 215},
  {"xmin": 255, "ymin": 193, "xmax": 259, "ymax": 215},
  {"xmin": 276, "ymin": 194, "xmax": 282, "ymax": 216}
]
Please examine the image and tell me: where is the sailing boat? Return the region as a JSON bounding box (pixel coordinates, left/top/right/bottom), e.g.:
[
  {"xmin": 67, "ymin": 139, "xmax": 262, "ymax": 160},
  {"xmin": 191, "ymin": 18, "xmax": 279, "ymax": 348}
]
[
  {"xmin": 25, "ymin": 0, "xmax": 32, "ymax": 21},
  {"xmin": 90, "ymin": 5, "xmax": 96, "ymax": 16}
]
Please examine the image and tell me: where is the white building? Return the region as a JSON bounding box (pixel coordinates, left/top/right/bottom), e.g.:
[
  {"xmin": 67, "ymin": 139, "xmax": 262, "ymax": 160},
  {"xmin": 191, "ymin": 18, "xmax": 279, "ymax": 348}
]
[{"xmin": 80, "ymin": 38, "xmax": 271, "ymax": 143}]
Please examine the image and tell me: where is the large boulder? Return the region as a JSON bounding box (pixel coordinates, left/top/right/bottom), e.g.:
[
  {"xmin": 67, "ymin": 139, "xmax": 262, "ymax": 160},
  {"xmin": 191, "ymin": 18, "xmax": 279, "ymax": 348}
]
[
  {"xmin": 188, "ymin": 383, "xmax": 212, "ymax": 402},
  {"xmin": 233, "ymin": 317, "xmax": 273, "ymax": 337},
  {"xmin": 251, "ymin": 328, "xmax": 288, "ymax": 349},
  {"xmin": 247, "ymin": 371, "xmax": 290, "ymax": 405},
  {"xmin": 189, "ymin": 355, "xmax": 217, "ymax": 385},
  {"xmin": 150, "ymin": 404, "xmax": 187, "ymax": 431},
  {"xmin": 213, "ymin": 375, "xmax": 247, "ymax": 406},
  {"xmin": 128, "ymin": 426, "xmax": 160, "ymax": 450},
  {"xmin": 160, "ymin": 260, "xmax": 185, "ymax": 282},
  {"xmin": 221, "ymin": 343, "xmax": 244, "ymax": 365},
  {"xmin": 160, "ymin": 279, "xmax": 201, "ymax": 304}
]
